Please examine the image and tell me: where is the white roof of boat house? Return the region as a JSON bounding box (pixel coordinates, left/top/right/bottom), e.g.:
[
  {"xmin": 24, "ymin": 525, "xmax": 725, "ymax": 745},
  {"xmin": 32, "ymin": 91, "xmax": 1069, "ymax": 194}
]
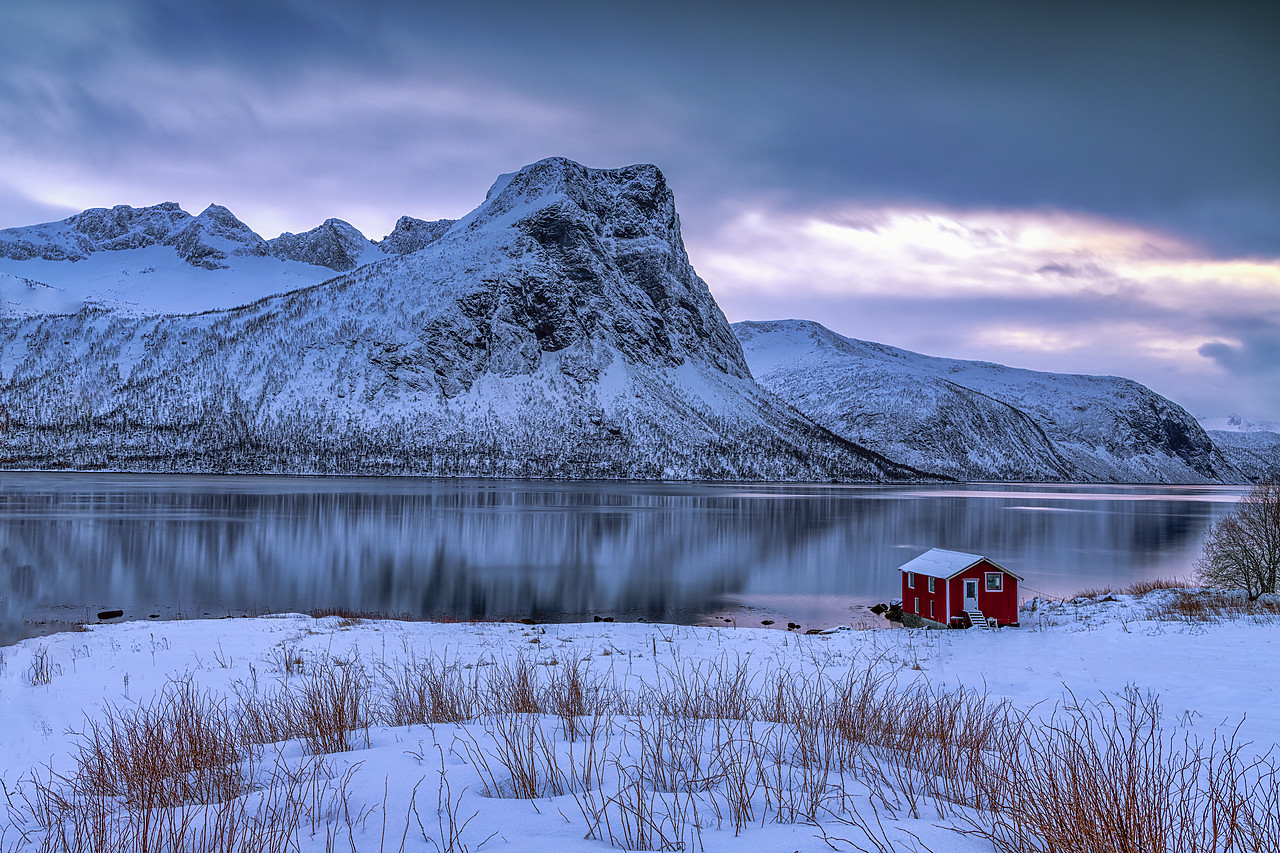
[{"xmin": 899, "ymin": 548, "xmax": 1024, "ymax": 581}]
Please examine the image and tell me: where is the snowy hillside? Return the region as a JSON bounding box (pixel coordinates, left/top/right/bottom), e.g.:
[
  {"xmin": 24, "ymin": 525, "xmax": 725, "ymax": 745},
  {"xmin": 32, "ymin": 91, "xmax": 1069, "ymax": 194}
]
[
  {"xmin": 735, "ymin": 319, "xmax": 1242, "ymax": 483},
  {"xmin": 1203, "ymin": 419, "xmax": 1280, "ymax": 482},
  {"xmin": 0, "ymin": 159, "xmax": 925, "ymax": 481}
]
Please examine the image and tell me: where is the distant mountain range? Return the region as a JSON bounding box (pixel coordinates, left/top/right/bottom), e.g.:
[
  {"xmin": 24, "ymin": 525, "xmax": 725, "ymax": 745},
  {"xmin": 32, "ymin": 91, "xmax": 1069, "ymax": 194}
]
[
  {"xmin": 735, "ymin": 320, "xmax": 1241, "ymax": 484},
  {"xmin": 0, "ymin": 201, "xmax": 456, "ymax": 314},
  {"xmin": 0, "ymin": 158, "xmax": 1259, "ymax": 483},
  {"xmin": 1197, "ymin": 416, "xmax": 1280, "ymax": 482}
]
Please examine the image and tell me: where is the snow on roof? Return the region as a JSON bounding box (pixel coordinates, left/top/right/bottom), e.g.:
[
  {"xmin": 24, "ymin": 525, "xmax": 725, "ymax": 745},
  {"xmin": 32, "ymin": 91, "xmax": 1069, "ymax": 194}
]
[{"xmin": 899, "ymin": 548, "xmax": 1022, "ymax": 581}]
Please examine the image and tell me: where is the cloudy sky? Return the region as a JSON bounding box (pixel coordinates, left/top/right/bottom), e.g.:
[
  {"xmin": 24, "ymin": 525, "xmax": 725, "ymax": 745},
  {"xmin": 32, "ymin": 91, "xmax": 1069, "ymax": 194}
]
[{"xmin": 2, "ymin": 0, "xmax": 1278, "ymax": 420}]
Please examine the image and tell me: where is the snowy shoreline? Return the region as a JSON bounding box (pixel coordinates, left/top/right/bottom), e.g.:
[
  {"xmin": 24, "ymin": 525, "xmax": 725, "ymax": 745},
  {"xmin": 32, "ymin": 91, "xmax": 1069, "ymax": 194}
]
[{"xmin": 3, "ymin": 591, "xmax": 1277, "ymax": 851}]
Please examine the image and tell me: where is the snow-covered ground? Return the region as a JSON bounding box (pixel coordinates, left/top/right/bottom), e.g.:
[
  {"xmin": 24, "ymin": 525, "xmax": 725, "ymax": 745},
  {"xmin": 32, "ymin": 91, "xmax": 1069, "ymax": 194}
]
[{"xmin": 2, "ymin": 591, "xmax": 1276, "ymax": 851}]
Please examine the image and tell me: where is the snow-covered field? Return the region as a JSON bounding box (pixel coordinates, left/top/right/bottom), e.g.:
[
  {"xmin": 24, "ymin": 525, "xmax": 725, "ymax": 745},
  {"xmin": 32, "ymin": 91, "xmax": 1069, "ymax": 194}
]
[{"xmin": 2, "ymin": 592, "xmax": 1277, "ymax": 851}]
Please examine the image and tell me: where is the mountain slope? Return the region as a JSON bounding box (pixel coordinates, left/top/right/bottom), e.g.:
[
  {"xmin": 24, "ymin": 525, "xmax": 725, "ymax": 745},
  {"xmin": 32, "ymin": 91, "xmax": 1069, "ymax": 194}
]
[
  {"xmin": 1202, "ymin": 419, "xmax": 1280, "ymax": 482},
  {"xmin": 734, "ymin": 319, "xmax": 1242, "ymax": 484},
  {"xmin": 0, "ymin": 159, "xmax": 929, "ymax": 481}
]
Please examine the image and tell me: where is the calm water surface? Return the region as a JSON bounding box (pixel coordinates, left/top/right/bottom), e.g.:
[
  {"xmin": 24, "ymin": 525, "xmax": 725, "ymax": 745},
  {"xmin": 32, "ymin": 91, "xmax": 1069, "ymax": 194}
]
[{"xmin": 0, "ymin": 473, "xmax": 1246, "ymax": 642}]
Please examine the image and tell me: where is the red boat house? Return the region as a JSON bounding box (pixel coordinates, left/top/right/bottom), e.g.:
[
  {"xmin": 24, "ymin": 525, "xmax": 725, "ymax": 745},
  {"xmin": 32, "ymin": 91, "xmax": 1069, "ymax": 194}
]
[{"xmin": 899, "ymin": 549, "xmax": 1021, "ymax": 628}]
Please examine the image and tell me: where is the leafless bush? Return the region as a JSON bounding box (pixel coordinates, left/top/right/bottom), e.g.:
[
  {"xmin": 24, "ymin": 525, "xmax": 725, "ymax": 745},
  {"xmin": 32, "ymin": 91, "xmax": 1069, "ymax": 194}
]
[
  {"xmin": 546, "ymin": 657, "xmax": 618, "ymax": 738},
  {"xmin": 574, "ymin": 757, "xmax": 704, "ymax": 853},
  {"xmin": 642, "ymin": 658, "xmax": 756, "ymax": 721},
  {"xmin": 708, "ymin": 720, "xmax": 760, "ymax": 835},
  {"xmin": 965, "ymin": 688, "xmax": 1280, "ymax": 853},
  {"xmin": 482, "ymin": 656, "xmax": 543, "ymax": 716},
  {"xmin": 461, "ymin": 713, "xmax": 570, "ymax": 799},
  {"xmin": 236, "ymin": 656, "xmax": 373, "ymax": 754},
  {"xmin": 381, "ymin": 654, "xmax": 478, "ymax": 727},
  {"xmin": 19, "ymin": 677, "xmax": 351, "ymax": 853},
  {"xmin": 26, "ymin": 646, "xmax": 58, "ymax": 686},
  {"xmin": 69, "ymin": 679, "xmax": 247, "ymax": 810},
  {"xmin": 629, "ymin": 713, "xmax": 718, "ymax": 794}
]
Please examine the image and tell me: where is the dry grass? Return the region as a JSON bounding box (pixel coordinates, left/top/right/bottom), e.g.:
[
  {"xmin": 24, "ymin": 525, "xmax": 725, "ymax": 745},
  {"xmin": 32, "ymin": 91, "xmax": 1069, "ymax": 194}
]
[
  {"xmin": 1122, "ymin": 577, "xmax": 1187, "ymax": 596},
  {"xmin": 966, "ymin": 689, "xmax": 1280, "ymax": 853},
  {"xmin": 1069, "ymin": 577, "xmax": 1188, "ymax": 600},
  {"xmin": 1148, "ymin": 590, "xmax": 1280, "ymax": 623},
  {"xmin": 18, "ymin": 679, "xmax": 352, "ymax": 853},
  {"xmin": 10, "ymin": 642, "xmax": 1280, "ymax": 853}
]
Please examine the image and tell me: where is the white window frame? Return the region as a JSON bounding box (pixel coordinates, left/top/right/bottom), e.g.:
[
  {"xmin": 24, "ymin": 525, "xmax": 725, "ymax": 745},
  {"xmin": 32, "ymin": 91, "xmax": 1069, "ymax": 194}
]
[
  {"xmin": 914, "ymin": 597, "xmax": 919, "ymax": 614},
  {"xmin": 928, "ymin": 576, "xmax": 936, "ymax": 593},
  {"xmin": 985, "ymin": 572, "xmax": 1003, "ymax": 592},
  {"xmin": 907, "ymin": 572, "xmax": 915, "ymax": 589}
]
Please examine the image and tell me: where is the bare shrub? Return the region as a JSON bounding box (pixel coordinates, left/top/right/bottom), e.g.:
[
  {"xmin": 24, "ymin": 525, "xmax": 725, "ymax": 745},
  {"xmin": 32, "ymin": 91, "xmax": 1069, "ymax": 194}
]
[
  {"xmin": 21, "ymin": 677, "xmax": 350, "ymax": 853},
  {"xmin": 966, "ymin": 688, "xmax": 1280, "ymax": 853},
  {"xmin": 629, "ymin": 713, "xmax": 718, "ymax": 794},
  {"xmin": 381, "ymin": 654, "xmax": 477, "ymax": 727},
  {"xmin": 546, "ymin": 657, "xmax": 617, "ymax": 738},
  {"xmin": 461, "ymin": 713, "xmax": 570, "ymax": 799},
  {"xmin": 643, "ymin": 658, "xmax": 756, "ymax": 720},
  {"xmin": 70, "ymin": 679, "xmax": 247, "ymax": 810},
  {"xmin": 237, "ymin": 656, "xmax": 372, "ymax": 754},
  {"xmin": 574, "ymin": 757, "xmax": 704, "ymax": 853},
  {"xmin": 26, "ymin": 645, "xmax": 58, "ymax": 686},
  {"xmin": 482, "ymin": 656, "xmax": 543, "ymax": 716}
]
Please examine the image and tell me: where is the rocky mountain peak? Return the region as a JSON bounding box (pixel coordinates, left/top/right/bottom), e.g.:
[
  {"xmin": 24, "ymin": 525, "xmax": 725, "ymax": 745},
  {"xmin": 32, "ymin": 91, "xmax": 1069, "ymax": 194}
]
[
  {"xmin": 162, "ymin": 204, "xmax": 268, "ymax": 269},
  {"xmin": 431, "ymin": 158, "xmax": 749, "ymax": 381},
  {"xmin": 267, "ymin": 218, "xmax": 374, "ymax": 271},
  {"xmin": 376, "ymin": 216, "xmax": 455, "ymax": 256},
  {"xmin": 1, "ymin": 202, "xmax": 196, "ymax": 261}
]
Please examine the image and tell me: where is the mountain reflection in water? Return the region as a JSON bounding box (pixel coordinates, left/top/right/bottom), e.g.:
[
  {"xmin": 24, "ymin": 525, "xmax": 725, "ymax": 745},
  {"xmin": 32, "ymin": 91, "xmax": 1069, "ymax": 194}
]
[{"xmin": 0, "ymin": 474, "xmax": 1245, "ymax": 642}]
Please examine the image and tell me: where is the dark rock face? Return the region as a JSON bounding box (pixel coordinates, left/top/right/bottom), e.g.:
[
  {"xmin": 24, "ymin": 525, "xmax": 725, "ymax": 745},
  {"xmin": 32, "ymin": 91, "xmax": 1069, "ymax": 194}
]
[
  {"xmin": 377, "ymin": 216, "xmax": 455, "ymax": 255},
  {"xmin": 268, "ymin": 218, "xmax": 373, "ymax": 271}
]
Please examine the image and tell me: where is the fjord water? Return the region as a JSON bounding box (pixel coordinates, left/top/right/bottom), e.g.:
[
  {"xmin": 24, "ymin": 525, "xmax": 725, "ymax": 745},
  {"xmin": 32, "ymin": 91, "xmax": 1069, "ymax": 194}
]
[{"xmin": 0, "ymin": 474, "xmax": 1245, "ymax": 642}]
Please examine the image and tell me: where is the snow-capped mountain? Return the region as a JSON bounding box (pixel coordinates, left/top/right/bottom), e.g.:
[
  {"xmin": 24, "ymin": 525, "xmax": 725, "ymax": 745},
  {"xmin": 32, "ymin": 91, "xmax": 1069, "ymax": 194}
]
[
  {"xmin": 267, "ymin": 218, "xmax": 381, "ymax": 271},
  {"xmin": 0, "ymin": 159, "xmax": 927, "ymax": 481},
  {"xmin": 1200, "ymin": 417, "xmax": 1280, "ymax": 482},
  {"xmin": 734, "ymin": 319, "xmax": 1243, "ymax": 484},
  {"xmin": 0, "ymin": 202, "xmax": 345, "ymax": 314},
  {"xmin": 1200, "ymin": 414, "xmax": 1280, "ymax": 434},
  {"xmin": 376, "ymin": 216, "xmax": 456, "ymax": 255},
  {"xmin": 0, "ymin": 204, "xmax": 459, "ymax": 315}
]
